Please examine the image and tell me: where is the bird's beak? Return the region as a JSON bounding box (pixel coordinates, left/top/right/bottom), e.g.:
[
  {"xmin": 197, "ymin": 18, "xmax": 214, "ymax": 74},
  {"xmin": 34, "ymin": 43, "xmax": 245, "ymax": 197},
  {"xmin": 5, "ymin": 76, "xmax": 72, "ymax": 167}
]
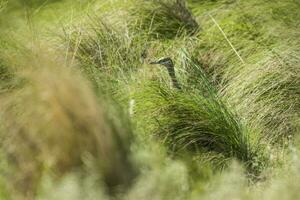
[{"xmin": 149, "ymin": 60, "xmax": 159, "ymax": 65}]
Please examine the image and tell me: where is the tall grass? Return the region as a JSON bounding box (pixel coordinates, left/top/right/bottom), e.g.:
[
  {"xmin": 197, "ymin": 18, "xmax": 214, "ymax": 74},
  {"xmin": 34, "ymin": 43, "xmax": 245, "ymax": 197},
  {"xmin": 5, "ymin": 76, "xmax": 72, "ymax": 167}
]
[
  {"xmin": 129, "ymin": 0, "xmax": 199, "ymax": 39},
  {"xmin": 222, "ymin": 48, "xmax": 300, "ymax": 142},
  {"xmin": 0, "ymin": 50, "xmax": 136, "ymax": 198},
  {"xmin": 63, "ymin": 16, "xmax": 143, "ymax": 73},
  {"xmin": 0, "ymin": 0, "xmax": 299, "ymax": 199},
  {"xmin": 62, "ymin": 15, "xmax": 147, "ymax": 98},
  {"xmin": 185, "ymin": 0, "xmax": 300, "ymax": 143},
  {"xmin": 196, "ymin": 141, "xmax": 300, "ymax": 200},
  {"xmin": 0, "ymin": 59, "xmax": 13, "ymax": 92},
  {"xmin": 134, "ymin": 57, "xmax": 267, "ymax": 174}
]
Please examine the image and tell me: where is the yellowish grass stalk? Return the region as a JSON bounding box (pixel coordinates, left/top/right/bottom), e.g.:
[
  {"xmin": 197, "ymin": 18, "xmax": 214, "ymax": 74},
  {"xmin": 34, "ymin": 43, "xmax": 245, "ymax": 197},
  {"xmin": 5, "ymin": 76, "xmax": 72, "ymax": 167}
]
[{"xmin": 209, "ymin": 14, "xmax": 245, "ymax": 64}]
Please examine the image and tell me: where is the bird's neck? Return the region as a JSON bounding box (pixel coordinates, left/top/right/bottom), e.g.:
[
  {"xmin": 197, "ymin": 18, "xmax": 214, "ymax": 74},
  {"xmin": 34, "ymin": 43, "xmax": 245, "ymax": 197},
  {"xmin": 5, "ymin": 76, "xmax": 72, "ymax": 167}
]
[{"xmin": 165, "ymin": 65, "xmax": 181, "ymax": 89}]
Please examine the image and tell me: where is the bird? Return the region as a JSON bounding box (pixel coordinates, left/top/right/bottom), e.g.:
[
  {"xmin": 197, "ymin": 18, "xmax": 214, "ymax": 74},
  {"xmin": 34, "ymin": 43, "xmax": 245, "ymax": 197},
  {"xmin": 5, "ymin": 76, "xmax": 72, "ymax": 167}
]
[{"xmin": 149, "ymin": 57, "xmax": 182, "ymax": 90}]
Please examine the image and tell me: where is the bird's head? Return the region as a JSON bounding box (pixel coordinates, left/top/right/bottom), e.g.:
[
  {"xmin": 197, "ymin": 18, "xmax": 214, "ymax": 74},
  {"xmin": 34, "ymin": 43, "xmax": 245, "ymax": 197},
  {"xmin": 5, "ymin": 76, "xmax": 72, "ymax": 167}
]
[{"xmin": 150, "ymin": 57, "xmax": 174, "ymax": 69}]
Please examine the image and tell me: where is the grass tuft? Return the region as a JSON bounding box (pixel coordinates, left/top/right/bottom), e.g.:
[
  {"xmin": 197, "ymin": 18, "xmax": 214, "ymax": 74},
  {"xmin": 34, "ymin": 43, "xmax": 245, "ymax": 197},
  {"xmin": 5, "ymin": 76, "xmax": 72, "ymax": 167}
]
[
  {"xmin": 135, "ymin": 58, "xmax": 267, "ymax": 174},
  {"xmin": 222, "ymin": 48, "xmax": 300, "ymax": 142},
  {"xmin": 130, "ymin": 0, "xmax": 200, "ymax": 39}
]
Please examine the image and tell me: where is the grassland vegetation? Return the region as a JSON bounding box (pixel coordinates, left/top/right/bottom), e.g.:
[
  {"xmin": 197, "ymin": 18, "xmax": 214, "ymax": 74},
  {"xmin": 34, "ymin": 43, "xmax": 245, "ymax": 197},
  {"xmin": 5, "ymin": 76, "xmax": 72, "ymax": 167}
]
[{"xmin": 0, "ymin": 0, "xmax": 299, "ymax": 199}]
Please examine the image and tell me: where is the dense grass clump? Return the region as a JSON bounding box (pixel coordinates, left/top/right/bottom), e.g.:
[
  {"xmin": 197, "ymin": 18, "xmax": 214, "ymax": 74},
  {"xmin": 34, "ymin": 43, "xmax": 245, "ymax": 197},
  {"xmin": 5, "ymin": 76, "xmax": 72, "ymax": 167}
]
[
  {"xmin": 130, "ymin": 0, "xmax": 199, "ymax": 39},
  {"xmin": 64, "ymin": 16, "xmax": 144, "ymax": 72},
  {"xmin": 135, "ymin": 58, "xmax": 266, "ymax": 174},
  {"xmin": 63, "ymin": 15, "xmax": 147, "ymax": 96},
  {"xmin": 222, "ymin": 48, "xmax": 300, "ymax": 141}
]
